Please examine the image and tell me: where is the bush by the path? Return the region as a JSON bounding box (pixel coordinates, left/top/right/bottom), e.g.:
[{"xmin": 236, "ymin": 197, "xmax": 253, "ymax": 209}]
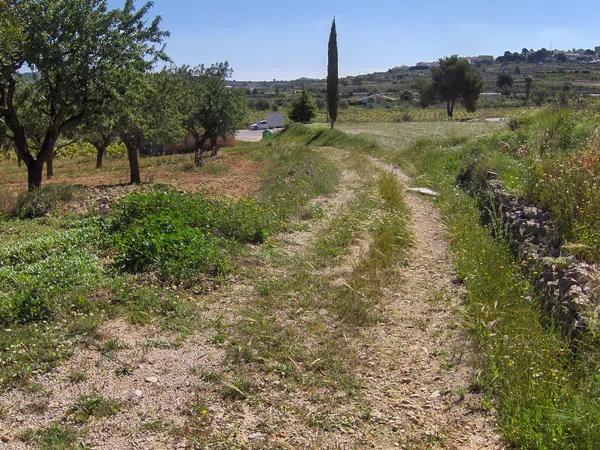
[{"xmin": 110, "ymin": 187, "xmax": 280, "ymax": 282}]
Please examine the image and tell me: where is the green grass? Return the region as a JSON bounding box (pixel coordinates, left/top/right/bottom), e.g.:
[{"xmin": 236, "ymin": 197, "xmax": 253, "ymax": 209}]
[
  {"xmin": 237, "ymin": 134, "xmax": 340, "ymax": 222},
  {"xmin": 333, "ymin": 121, "xmax": 503, "ymax": 152},
  {"xmin": 331, "ymin": 173, "xmax": 412, "ymax": 325},
  {"xmin": 21, "ymin": 423, "xmax": 81, "ymax": 450},
  {"xmin": 222, "ymin": 147, "xmax": 412, "ymax": 406},
  {"xmin": 0, "ymin": 125, "xmax": 344, "ymax": 391},
  {"xmin": 362, "ymin": 118, "xmax": 600, "ymax": 449},
  {"xmin": 68, "ymin": 394, "xmax": 121, "ymax": 424}
]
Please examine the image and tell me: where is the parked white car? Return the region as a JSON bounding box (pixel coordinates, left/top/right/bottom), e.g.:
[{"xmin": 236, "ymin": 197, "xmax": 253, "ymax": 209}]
[
  {"xmin": 249, "ymin": 113, "xmax": 285, "ymax": 131},
  {"xmin": 249, "ymin": 120, "xmax": 269, "ymax": 131}
]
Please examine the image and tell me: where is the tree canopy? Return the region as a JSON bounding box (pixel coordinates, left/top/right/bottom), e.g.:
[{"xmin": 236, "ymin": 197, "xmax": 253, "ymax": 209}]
[
  {"xmin": 497, "ymin": 72, "xmax": 514, "ymax": 95},
  {"xmin": 0, "ymin": 0, "xmax": 168, "ymax": 190},
  {"xmin": 289, "ymin": 90, "xmax": 316, "ymax": 123},
  {"xmin": 178, "ymin": 63, "xmax": 246, "ymax": 166},
  {"xmin": 118, "ymin": 69, "xmax": 185, "ymax": 183},
  {"xmin": 327, "ymin": 18, "xmax": 338, "ymax": 129},
  {"xmin": 431, "ymin": 56, "xmax": 483, "ymax": 117}
]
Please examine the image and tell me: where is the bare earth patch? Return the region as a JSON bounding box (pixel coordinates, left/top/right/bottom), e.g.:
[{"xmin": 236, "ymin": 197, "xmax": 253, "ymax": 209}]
[
  {"xmin": 1, "ymin": 150, "xmax": 263, "ymax": 210},
  {"xmin": 361, "ymin": 157, "xmax": 502, "ymax": 449}
]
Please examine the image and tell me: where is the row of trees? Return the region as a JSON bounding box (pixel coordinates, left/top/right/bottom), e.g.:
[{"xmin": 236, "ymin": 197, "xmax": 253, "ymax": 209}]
[
  {"xmin": 494, "ymin": 48, "xmax": 598, "ymax": 64},
  {"xmin": 0, "ymin": 0, "xmax": 245, "ymax": 191}
]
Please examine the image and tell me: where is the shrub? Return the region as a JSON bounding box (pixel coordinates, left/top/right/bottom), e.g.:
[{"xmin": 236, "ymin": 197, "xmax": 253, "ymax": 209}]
[
  {"xmin": 288, "ymin": 90, "xmax": 316, "ymax": 123},
  {"xmin": 110, "ymin": 187, "xmax": 280, "ymax": 282},
  {"xmin": 111, "ymin": 187, "xmax": 278, "ymax": 243},
  {"xmin": 15, "ymin": 185, "xmax": 83, "ymax": 219},
  {"xmin": 114, "ymin": 217, "xmax": 228, "ymax": 281}
]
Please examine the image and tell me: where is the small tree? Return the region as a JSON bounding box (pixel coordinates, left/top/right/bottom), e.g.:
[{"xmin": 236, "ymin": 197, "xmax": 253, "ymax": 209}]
[
  {"xmin": 289, "ymin": 90, "xmax": 316, "ymax": 123},
  {"xmin": 179, "ymin": 63, "xmax": 246, "ymax": 166},
  {"xmin": 524, "ymin": 76, "xmax": 534, "ymax": 101},
  {"xmin": 431, "ymin": 56, "xmax": 483, "ymax": 117},
  {"xmin": 78, "ymin": 115, "xmax": 118, "ymax": 169},
  {"xmin": 497, "ymin": 73, "xmax": 514, "ymax": 95},
  {"xmin": 118, "ymin": 69, "xmax": 185, "ymax": 184},
  {"xmin": 417, "ymin": 79, "xmax": 436, "ymax": 108},
  {"xmin": 327, "ymin": 18, "xmax": 338, "ymax": 129},
  {"xmin": 531, "ymin": 84, "xmax": 550, "ymax": 106},
  {"xmin": 0, "ymin": 0, "xmax": 167, "ymax": 190}
]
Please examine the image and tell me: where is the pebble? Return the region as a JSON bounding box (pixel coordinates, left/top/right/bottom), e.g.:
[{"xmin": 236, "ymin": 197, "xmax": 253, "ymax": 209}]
[
  {"xmin": 134, "ymin": 389, "xmax": 144, "ymax": 398},
  {"xmin": 429, "ymin": 390, "xmax": 442, "ymax": 399},
  {"xmin": 145, "ymin": 376, "xmax": 158, "ymax": 384}
]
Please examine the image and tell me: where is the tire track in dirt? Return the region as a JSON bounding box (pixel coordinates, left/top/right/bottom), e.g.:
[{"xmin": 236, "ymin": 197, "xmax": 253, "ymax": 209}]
[
  {"xmin": 356, "ymin": 156, "xmax": 503, "ymax": 449},
  {"xmin": 0, "ymin": 148, "xmax": 365, "ymax": 449}
]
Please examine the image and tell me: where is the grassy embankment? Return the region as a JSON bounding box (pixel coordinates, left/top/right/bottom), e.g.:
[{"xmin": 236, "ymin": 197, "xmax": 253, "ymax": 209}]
[{"xmin": 334, "ymin": 109, "xmax": 600, "ymax": 449}]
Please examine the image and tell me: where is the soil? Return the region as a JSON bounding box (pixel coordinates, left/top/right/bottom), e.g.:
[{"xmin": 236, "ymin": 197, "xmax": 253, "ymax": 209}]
[{"xmin": 0, "ymin": 150, "xmax": 503, "ymax": 449}]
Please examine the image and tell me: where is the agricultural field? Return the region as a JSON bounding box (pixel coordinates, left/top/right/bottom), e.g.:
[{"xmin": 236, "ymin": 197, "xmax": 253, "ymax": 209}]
[{"xmin": 246, "ymin": 105, "xmax": 526, "ymax": 127}]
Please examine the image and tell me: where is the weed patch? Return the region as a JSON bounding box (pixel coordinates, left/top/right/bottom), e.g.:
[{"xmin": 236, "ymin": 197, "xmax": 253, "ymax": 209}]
[
  {"xmin": 15, "ymin": 185, "xmax": 83, "ymax": 219},
  {"xmin": 21, "ymin": 423, "xmax": 80, "ymax": 450},
  {"xmin": 110, "ymin": 186, "xmax": 280, "ymax": 283},
  {"xmin": 68, "ymin": 394, "xmax": 121, "ymax": 424},
  {"xmin": 394, "ymin": 127, "xmax": 600, "ymax": 449}
]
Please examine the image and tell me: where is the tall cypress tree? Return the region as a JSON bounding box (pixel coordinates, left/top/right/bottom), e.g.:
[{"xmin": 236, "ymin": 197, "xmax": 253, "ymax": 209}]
[{"xmin": 327, "ymin": 18, "xmax": 338, "ymax": 129}]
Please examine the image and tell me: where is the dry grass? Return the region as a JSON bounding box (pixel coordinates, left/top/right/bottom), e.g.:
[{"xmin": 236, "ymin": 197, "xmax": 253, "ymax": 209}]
[{"xmin": 0, "ymin": 148, "xmax": 263, "ymax": 204}]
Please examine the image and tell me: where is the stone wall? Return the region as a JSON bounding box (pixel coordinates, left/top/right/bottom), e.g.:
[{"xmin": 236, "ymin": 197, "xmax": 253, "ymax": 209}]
[{"xmin": 459, "ymin": 168, "xmax": 600, "ymax": 335}]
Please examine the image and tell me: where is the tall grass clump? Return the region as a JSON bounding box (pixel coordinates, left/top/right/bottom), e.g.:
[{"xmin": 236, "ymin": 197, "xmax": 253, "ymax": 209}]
[
  {"xmin": 244, "ymin": 133, "xmax": 340, "ymax": 219},
  {"xmin": 280, "ymin": 123, "xmax": 380, "ymax": 153}
]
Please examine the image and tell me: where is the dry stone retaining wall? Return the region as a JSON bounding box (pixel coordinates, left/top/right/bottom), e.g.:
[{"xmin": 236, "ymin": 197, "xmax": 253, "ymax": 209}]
[{"xmin": 460, "ymin": 169, "xmax": 600, "ymax": 336}]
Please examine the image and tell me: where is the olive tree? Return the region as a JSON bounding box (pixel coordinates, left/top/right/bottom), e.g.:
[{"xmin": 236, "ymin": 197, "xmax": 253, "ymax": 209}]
[
  {"xmin": 77, "ymin": 114, "xmax": 119, "ymax": 169},
  {"xmin": 179, "ymin": 63, "xmax": 246, "ymax": 166},
  {"xmin": 0, "ymin": 0, "xmax": 167, "ymax": 190},
  {"xmin": 431, "ymin": 56, "xmax": 483, "ymax": 117}
]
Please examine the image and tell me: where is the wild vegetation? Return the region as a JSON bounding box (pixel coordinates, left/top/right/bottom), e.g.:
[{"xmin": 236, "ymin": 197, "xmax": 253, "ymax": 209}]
[
  {"xmin": 347, "ymin": 106, "xmax": 600, "ymax": 449},
  {"xmin": 2, "ymin": 1, "xmax": 600, "ymax": 448}
]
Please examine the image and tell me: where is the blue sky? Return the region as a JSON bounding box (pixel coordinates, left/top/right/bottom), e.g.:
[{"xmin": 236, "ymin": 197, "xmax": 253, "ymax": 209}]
[{"xmin": 110, "ymin": 0, "xmax": 600, "ymax": 81}]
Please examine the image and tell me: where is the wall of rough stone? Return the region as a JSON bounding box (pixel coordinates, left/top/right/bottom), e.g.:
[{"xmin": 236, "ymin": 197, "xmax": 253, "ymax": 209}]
[{"xmin": 460, "ymin": 169, "xmax": 600, "ymax": 335}]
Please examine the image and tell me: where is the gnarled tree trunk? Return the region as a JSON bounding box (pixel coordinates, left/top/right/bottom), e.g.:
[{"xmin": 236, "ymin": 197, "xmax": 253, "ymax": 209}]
[
  {"xmin": 126, "ymin": 142, "xmax": 141, "ymax": 184},
  {"xmin": 26, "ymin": 159, "xmax": 45, "ymax": 191},
  {"xmin": 210, "ymin": 136, "xmax": 219, "ymax": 157},
  {"xmin": 194, "ymin": 134, "xmax": 208, "ymax": 167}
]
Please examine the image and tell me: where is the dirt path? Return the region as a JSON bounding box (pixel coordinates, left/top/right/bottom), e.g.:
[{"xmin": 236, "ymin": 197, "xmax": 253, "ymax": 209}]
[
  {"xmin": 359, "ymin": 157, "xmax": 502, "ymax": 449},
  {"xmin": 0, "ymin": 150, "xmax": 503, "ymax": 449}
]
